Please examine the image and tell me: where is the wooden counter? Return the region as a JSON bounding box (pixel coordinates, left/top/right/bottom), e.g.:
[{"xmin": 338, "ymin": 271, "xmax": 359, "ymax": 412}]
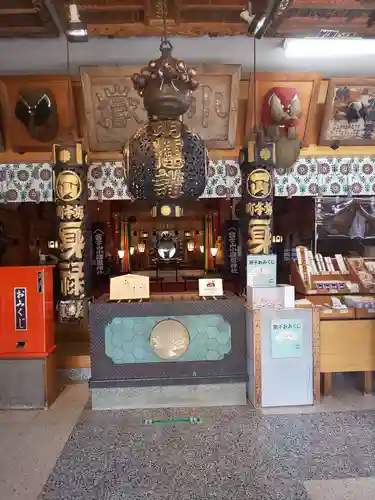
[{"xmin": 320, "ymin": 319, "xmax": 375, "ymax": 395}]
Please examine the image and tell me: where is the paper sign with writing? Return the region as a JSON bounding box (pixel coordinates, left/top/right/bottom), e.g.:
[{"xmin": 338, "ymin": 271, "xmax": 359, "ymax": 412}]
[
  {"xmin": 271, "ymin": 319, "xmax": 303, "ymax": 359},
  {"xmin": 110, "ymin": 274, "xmax": 150, "ymax": 301},
  {"xmin": 14, "ymin": 287, "xmax": 27, "ymax": 331},
  {"xmin": 247, "ymin": 254, "xmax": 276, "ymax": 287},
  {"xmin": 199, "ymin": 278, "xmax": 224, "ymax": 297}
]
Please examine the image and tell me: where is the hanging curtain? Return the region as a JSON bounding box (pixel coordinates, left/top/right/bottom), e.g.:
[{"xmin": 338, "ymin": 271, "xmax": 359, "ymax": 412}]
[
  {"xmin": 113, "ymin": 213, "xmax": 120, "ymax": 260},
  {"xmin": 204, "ymin": 213, "xmax": 215, "ymax": 272},
  {"xmin": 120, "ymin": 221, "xmax": 131, "ymax": 273}
]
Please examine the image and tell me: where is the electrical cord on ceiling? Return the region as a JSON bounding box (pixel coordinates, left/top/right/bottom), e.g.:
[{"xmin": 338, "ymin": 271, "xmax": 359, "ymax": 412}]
[
  {"xmin": 65, "ymin": 37, "xmax": 78, "ymax": 145},
  {"xmin": 253, "ymin": 35, "xmax": 257, "ymax": 141}
]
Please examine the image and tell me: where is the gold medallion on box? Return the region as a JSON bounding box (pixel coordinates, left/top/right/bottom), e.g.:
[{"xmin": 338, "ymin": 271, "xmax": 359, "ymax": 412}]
[{"xmin": 149, "ymin": 319, "xmax": 190, "ymax": 360}]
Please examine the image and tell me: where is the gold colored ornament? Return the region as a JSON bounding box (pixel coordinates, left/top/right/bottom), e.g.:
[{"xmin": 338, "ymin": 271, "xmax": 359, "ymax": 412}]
[
  {"xmin": 260, "ymin": 148, "xmax": 271, "ymax": 161},
  {"xmin": 76, "ymin": 143, "xmax": 83, "ymax": 165},
  {"xmin": 56, "ymin": 171, "xmax": 83, "ymax": 202},
  {"xmin": 59, "ymin": 261, "xmax": 85, "ymax": 297},
  {"xmin": 59, "ymin": 149, "xmax": 71, "ymax": 163},
  {"xmin": 59, "ymin": 221, "xmax": 84, "ymax": 260},
  {"xmin": 246, "ymin": 201, "xmax": 273, "ymax": 217},
  {"xmin": 149, "ymin": 319, "xmax": 190, "ymax": 360},
  {"xmin": 247, "ymin": 169, "xmax": 272, "ymax": 199},
  {"xmin": 59, "ymin": 299, "xmax": 85, "ymax": 321},
  {"xmin": 248, "ymin": 219, "xmax": 272, "ymax": 255},
  {"xmin": 152, "ymin": 120, "xmax": 184, "ymax": 199},
  {"xmin": 57, "ymin": 205, "xmax": 84, "ymax": 221},
  {"xmin": 160, "ymin": 205, "xmax": 172, "ymax": 216}
]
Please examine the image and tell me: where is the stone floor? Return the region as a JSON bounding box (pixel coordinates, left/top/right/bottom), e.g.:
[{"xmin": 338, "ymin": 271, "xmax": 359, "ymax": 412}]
[{"xmin": 3, "ymin": 383, "xmax": 375, "ymax": 499}]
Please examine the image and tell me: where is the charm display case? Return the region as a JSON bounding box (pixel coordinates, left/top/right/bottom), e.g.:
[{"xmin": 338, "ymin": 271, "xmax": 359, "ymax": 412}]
[{"xmin": 290, "ymin": 248, "xmax": 375, "ymax": 396}]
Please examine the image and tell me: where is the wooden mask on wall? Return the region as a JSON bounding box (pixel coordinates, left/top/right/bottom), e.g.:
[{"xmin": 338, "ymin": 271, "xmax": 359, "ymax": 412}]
[
  {"xmin": 15, "ymin": 88, "xmax": 59, "ymax": 142},
  {"xmin": 261, "ymin": 87, "xmax": 302, "ymax": 172}
]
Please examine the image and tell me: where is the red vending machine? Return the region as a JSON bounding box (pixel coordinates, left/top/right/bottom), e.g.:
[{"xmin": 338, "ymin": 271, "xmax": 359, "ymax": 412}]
[
  {"xmin": 0, "ymin": 266, "xmax": 59, "ymax": 409},
  {"xmin": 0, "ymin": 266, "xmax": 55, "ymax": 357}
]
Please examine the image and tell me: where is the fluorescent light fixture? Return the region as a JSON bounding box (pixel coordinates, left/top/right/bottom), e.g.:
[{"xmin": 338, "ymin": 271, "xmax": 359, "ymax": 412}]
[
  {"xmin": 284, "ymin": 38, "xmax": 375, "ymax": 58},
  {"xmin": 66, "ymin": 4, "xmax": 88, "ymax": 43}
]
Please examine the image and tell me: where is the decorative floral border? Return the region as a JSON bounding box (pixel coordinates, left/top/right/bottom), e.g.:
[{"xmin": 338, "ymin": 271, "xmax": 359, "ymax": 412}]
[
  {"xmin": 275, "ymin": 157, "xmax": 375, "ymax": 197},
  {"xmin": 0, "ymin": 160, "xmax": 242, "ymax": 203},
  {"xmin": 0, "ymin": 163, "xmax": 53, "ymax": 204},
  {"xmin": 2, "ymin": 157, "xmax": 375, "ymax": 203}
]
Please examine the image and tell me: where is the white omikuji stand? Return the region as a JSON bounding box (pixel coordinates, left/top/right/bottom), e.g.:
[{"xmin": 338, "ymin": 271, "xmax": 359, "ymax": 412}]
[
  {"xmin": 245, "ymin": 254, "xmax": 314, "ymax": 408},
  {"xmin": 245, "ymin": 306, "xmax": 314, "ymax": 408}
]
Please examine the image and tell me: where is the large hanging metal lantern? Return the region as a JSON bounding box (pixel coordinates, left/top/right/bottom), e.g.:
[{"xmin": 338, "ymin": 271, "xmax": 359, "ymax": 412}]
[
  {"xmin": 124, "ymin": 40, "xmax": 208, "ymax": 205},
  {"xmin": 124, "ymin": 119, "xmax": 207, "ymax": 204}
]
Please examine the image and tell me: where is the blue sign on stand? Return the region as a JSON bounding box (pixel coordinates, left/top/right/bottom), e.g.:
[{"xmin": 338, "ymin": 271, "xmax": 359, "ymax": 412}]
[
  {"xmin": 247, "ymin": 254, "xmax": 277, "ymax": 287},
  {"xmin": 271, "ymin": 319, "xmax": 303, "ymax": 359}
]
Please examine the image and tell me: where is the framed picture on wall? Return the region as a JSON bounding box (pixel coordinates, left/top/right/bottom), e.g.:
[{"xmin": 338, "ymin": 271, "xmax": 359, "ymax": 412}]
[{"xmin": 319, "ymin": 78, "xmax": 375, "ymax": 147}]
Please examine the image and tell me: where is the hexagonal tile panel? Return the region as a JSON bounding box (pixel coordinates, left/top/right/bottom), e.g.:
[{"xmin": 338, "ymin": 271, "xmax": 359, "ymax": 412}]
[{"xmin": 105, "ymin": 314, "xmax": 231, "ymax": 364}]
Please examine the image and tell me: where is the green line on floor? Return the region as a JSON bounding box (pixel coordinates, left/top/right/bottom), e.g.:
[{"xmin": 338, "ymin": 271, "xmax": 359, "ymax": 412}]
[{"xmin": 143, "ymin": 417, "xmax": 202, "ymax": 425}]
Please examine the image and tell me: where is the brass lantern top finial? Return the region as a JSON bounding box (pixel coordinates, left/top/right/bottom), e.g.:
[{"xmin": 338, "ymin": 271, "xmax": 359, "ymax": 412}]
[
  {"xmin": 131, "ymin": 41, "xmax": 199, "ymax": 120},
  {"xmin": 131, "ymin": 0, "xmax": 199, "ymax": 120}
]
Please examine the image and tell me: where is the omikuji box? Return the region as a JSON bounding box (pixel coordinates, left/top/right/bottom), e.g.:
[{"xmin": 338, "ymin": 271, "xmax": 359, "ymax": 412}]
[
  {"xmin": 0, "ymin": 266, "xmax": 55, "ymax": 357},
  {"xmin": 110, "ymin": 274, "xmax": 150, "ymax": 301},
  {"xmin": 246, "ymin": 285, "xmax": 295, "ymax": 309}
]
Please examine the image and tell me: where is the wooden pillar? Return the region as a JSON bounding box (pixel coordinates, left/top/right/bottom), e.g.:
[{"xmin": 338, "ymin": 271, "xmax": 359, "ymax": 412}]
[
  {"xmin": 53, "ymin": 143, "xmax": 88, "ymax": 322},
  {"xmin": 239, "ymin": 142, "xmax": 275, "ymax": 259}
]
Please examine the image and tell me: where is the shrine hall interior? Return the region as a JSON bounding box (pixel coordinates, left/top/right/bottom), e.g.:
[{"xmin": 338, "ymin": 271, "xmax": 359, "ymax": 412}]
[{"xmin": 0, "ymin": 196, "xmax": 315, "ymax": 298}]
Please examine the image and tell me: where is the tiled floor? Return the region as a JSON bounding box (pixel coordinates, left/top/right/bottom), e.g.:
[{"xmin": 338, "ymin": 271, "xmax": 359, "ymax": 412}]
[
  {"xmin": 2, "ymin": 384, "xmax": 375, "ymax": 499},
  {"xmin": 0, "ymin": 384, "xmax": 88, "ymax": 500}
]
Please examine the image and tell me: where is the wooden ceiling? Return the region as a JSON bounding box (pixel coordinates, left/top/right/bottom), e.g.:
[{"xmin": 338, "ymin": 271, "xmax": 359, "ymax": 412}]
[
  {"xmin": 2, "ymin": 1, "xmax": 375, "ymax": 39},
  {"xmin": 268, "ymin": 1, "xmax": 375, "ymax": 38},
  {"xmin": 53, "ymin": 0, "xmax": 248, "ymax": 37},
  {"xmin": 0, "ymin": 0, "xmax": 59, "ymax": 38}
]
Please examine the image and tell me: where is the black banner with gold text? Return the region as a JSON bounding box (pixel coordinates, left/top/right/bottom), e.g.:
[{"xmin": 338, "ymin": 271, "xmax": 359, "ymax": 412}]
[
  {"xmin": 53, "ymin": 143, "xmax": 88, "ymax": 322},
  {"xmin": 92, "ymin": 222, "xmax": 106, "ymax": 277},
  {"xmin": 224, "ymin": 220, "xmax": 240, "ymax": 276},
  {"xmin": 239, "ymin": 142, "xmax": 275, "ymax": 257}
]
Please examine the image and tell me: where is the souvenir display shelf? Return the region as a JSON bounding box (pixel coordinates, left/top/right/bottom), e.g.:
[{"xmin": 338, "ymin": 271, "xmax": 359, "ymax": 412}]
[{"xmin": 290, "ymin": 248, "xmax": 375, "ymax": 396}]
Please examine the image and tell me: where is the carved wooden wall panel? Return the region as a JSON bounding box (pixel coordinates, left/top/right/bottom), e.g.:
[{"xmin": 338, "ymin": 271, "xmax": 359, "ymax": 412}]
[
  {"xmin": 80, "ymin": 66, "xmax": 148, "ymax": 153},
  {"xmin": 0, "ymin": 76, "xmax": 77, "ymax": 153},
  {"xmin": 81, "ymin": 64, "xmax": 241, "ymax": 152},
  {"xmin": 183, "ymin": 64, "xmax": 241, "ymax": 149}
]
